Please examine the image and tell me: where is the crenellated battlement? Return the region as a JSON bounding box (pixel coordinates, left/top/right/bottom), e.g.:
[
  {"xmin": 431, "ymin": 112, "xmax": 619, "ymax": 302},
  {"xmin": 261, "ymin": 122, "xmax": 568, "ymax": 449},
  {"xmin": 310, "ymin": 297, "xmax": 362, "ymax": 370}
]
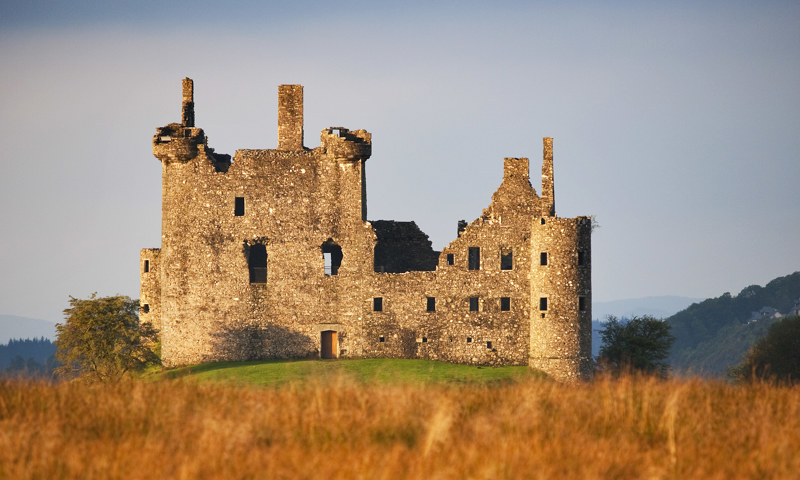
[{"xmin": 320, "ymin": 127, "xmax": 372, "ymax": 161}]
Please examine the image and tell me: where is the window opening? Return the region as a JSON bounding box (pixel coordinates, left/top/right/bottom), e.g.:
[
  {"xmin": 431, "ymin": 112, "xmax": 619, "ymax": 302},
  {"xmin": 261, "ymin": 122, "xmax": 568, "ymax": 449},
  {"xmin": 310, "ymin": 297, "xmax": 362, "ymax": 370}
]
[
  {"xmin": 249, "ymin": 244, "xmax": 267, "ymax": 283},
  {"xmin": 468, "ymin": 247, "xmax": 480, "ymax": 270},
  {"xmin": 579, "ymin": 296, "xmax": 587, "ymax": 312},
  {"xmin": 446, "ymin": 253, "xmax": 454, "ymax": 265},
  {"xmin": 379, "ymin": 336, "xmax": 385, "ymax": 343},
  {"xmin": 467, "ymin": 337, "xmax": 472, "ymax": 343},
  {"xmin": 486, "ymin": 341, "xmax": 492, "ymax": 349},
  {"xmin": 469, "ymin": 297, "xmax": 479, "ymax": 312},
  {"xmin": 321, "ymin": 239, "xmax": 343, "ymax": 275},
  {"xmin": 427, "ymin": 297, "xmax": 436, "ymax": 312},
  {"xmin": 373, "ymin": 297, "xmax": 383, "ymax": 312},
  {"xmin": 500, "ymin": 297, "xmax": 511, "ymax": 311},
  {"xmin": 500, "ymin": 249, "xmax": 513, "ymax": 270},
  {"xmin": 422, "ymin": 337, "xmax": 428, "ymax": 343},
  {"xmin": 234, "ymin": 197, "xmax": 245, "ymax": 216},
  {"xmin": 143, "ymin": 260, "xmax": 150, "ymax": 273},
  {"xmin": 578, "ymin": 250, "xmax": 586, "ymax": 266},
  {"xmin": 540, "ymin": 252, "xmax": 548, "ymax": 266},
  {"xmin": 541, "ymin": 218, "xmax": 546, "ymax": 225},
  {"xmin": 142, "ymin": 304, "xmax": 150, "ymax": 314},
  {"xmin": 539, "ymin": 297, "xmax": 548, "ymax": 311}
]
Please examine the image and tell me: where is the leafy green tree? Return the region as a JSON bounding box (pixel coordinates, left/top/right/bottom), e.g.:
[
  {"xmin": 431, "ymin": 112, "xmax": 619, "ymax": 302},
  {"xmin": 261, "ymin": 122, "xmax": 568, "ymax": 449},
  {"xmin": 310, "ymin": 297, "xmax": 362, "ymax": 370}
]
[
  {"xmin": 730, "ymin": 315, "xmax": 800, "ymax": 384},
  {"xmin": 55, "ymin": 294, "xmax": 159, "ymax": 382},
  {"xmin": 598, "ymin": 315, "xmax": 675, "ymax": 377}
]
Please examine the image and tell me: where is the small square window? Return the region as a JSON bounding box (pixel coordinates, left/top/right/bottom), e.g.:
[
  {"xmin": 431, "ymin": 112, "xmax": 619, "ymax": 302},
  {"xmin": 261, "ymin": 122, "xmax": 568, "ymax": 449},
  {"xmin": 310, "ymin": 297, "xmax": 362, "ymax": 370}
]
[
  {"xmin": 427, "ymin": 297, "xmax": 436, "ymax": 312},
  {"xmin": 373, "ymin": 297, "xmax": 383, "ymax": 312},
  {"xmin": 446, "ymin": 253, "xmax": 454, "ymax": 265},
  {"xmin": 422, "ymin": 337, "xmax": 428, "ymax": 343},
  {"xmin": 379, "ymin": 336, "xmax": 385, "ymax": 343},
  {"xmin": 142, "ymin": 304, "xmax": 150, "ymax": 314},
  {"xmin": 500, "ymin": 297, "xmax": 510, "ymax": 311},
  {"xmin": 234, "ymin": 197, "xmax": 245, "ymax": 216},
  {"xmin": 539, "ymin": 297, "xmax": 548, "ymax": 311},
  {"xmin": 540, "ymin": 252, "xmax": 548, "ymax": 266},
  {"xmin": 486, "ymin": 341, "xmax": 492, "ymax": 349},
  {"xmin": 467, "ymin": 337, "xmax": 472, "ymax": 343},
  {"xmin": 469, "ymin": 297, "xmax": 479, "ymax": 312}
]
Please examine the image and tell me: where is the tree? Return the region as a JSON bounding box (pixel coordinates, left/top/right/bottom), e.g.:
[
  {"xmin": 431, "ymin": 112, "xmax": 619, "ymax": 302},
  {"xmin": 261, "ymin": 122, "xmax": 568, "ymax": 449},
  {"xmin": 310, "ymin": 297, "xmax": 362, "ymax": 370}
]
[
  {"xmin": 598, "ymin": 315, "xmax": 675, "ymax": 377},
  {"xmin": 55, "ymin": 294, "xmax": 159, "ymax": 382},
  {"xmin": 730, "ymin": 315, "xmax": 800, "ymax": 384}
]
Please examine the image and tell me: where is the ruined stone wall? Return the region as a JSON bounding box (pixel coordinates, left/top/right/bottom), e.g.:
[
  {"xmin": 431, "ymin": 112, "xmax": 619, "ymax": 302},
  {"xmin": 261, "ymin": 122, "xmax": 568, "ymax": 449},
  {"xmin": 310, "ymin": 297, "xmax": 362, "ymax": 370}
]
[
  {"xmin": 529, "ymin": 216, "xmax": 593, "ymax": 382},
  {"xmin": 139, "ymin": 248, "xmax": 161, "ymax": 330}
]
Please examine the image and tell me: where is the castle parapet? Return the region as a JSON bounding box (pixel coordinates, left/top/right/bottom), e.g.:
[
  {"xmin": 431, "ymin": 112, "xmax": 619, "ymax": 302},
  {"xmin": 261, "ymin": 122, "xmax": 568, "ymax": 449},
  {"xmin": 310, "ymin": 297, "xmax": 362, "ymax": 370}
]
[
  {"xmin": 153, "ymin": 123, "xmax": 207, "ymax": 164},
  {"xmin": 321, "ymin": 127, "xmax": 372, "ymax": 161}
]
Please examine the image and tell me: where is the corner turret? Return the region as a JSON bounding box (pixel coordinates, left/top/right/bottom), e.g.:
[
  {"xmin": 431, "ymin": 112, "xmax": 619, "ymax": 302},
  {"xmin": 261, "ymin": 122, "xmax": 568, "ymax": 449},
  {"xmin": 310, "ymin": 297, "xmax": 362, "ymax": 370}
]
[{"xmin": 320, "ymin": 127, "xmax": 372, "ymax": 161}]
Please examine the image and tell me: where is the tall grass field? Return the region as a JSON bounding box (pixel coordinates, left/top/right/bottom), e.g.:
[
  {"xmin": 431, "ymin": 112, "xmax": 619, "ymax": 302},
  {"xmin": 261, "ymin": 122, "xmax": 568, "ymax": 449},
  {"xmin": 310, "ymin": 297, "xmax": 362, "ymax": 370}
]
[{"xmin": 1, "ymin": 360, "xmax": 798, "ymax": 479}]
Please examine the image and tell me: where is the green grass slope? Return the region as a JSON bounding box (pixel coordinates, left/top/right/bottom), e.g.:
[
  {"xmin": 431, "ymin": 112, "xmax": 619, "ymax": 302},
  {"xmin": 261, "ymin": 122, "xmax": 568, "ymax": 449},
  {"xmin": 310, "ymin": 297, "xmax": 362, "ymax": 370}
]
[{"xmin": 158, "ymin": 358, "xmax": 543, "ymax": 386}]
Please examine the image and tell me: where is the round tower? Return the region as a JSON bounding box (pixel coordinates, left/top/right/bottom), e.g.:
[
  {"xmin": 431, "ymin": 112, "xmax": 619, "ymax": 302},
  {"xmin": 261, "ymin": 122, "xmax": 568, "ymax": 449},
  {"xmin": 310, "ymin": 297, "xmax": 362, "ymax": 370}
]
[{"xmin": 530, "ymin": 216, "xmax": 593, "ymax": 382}]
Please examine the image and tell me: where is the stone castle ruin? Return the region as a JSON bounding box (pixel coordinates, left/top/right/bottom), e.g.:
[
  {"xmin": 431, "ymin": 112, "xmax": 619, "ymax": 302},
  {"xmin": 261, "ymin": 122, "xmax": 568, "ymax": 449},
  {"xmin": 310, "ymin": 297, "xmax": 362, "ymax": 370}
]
[{"xmin": 140, "ymin": 78, "xmax": 593, "ymax": 381}]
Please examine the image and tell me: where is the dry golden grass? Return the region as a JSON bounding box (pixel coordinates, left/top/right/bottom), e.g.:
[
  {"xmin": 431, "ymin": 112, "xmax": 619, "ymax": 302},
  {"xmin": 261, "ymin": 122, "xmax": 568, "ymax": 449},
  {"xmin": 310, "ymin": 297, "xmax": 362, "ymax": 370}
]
[{"xmin": 1, "ymin": 374, "xmax": 799, "ymax": 479}]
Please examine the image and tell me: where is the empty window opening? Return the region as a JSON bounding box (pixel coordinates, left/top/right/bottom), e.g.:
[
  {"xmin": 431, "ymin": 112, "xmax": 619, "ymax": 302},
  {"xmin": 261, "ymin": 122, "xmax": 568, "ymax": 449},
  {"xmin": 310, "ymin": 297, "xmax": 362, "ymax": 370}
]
[
  {"xmin": 578, "ymin": 250, "xmax": 586, "ymax": 266},
  {"xmin": 468, "ymin": 247, "xmax": 480, "ymax": 270},
  {"xmin": 422, "ymin": 337, "xmax": 428, "ymax": 343},
  {"xmin": 143, "ymin": 260, "xmax": 150, "ymax": 273},
  {"xmin": 539, "ymin": 297, "xmax": 548, "ymax": 311},
  {"xmin": 486, "ymin": 341, "xmax": 492, "ymax": 349},
  {"xmin": 579, "ymin": 296, "xmax": 587, "ymax": 312},
  {"xmin": 469, "ymin": 297, "xmax": 479, "ymax": 312},
  {"xmin": 541, "ymin": 218, "xmax": 546, "ymax": 225},
  {"xmin": 427, "ymin": 297, "xmax": 436, "ymax": 312},
  {"xmin": 467, "ymin": 337, "xmax": 472, "ymax": 343},
  {"xmin": 234, "ymin": 197, "xmax": 245, "ymax": 216},
  {"xmin": 379, "ymin": 336, "xmax": 385, "ymax": 343},
  {"xmin": 321, "ymin": 239, "xmax": 343, "ymax": 275},
  {"xmin": 373, "ymin": 297, "xmax": 383, "ymax": 312},
  {"xmin": 501, "ymin": 297, "xmax": 511, "ymax": 311},
  {"xmin": 249, "ymin": 244, "xmax": 268, "ymax": 284},
  {"xmin": 142, "ymin": 304, "xmax": 150, "ymax": 314},
  {"xmin": 540, "ymin": 252, "xmax": 548, "ymax": 266},
  {"xmin": 446, "ymin": 253, "xmax": 454, "ymax": 265},
  {"xmin": 500, "ymin": 249, "xmax": 513, "ymax": 270}
]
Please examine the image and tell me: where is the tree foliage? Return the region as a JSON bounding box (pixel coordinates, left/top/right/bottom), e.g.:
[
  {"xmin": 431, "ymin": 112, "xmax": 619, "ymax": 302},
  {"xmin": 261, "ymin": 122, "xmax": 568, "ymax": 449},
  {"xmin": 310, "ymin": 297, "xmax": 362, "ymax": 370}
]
[
  {"xmin": 731, "ymin": 315, "xmax": 800, "ymax": 384},
  {"xmin": 598, "ymin": 315, "xmax": 675, "ymax": 377},
  {"xmin": 55, "ymin": 294, "xmax": 159, "ymax": 382}
]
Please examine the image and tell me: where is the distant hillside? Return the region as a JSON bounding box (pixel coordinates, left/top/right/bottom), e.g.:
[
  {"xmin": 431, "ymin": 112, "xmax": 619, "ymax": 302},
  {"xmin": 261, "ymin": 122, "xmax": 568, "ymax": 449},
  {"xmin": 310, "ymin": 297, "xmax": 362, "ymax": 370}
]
[
  {"xmin": 667, "ymin": 271, "xmax": 800, "ymax": 376},
  {"xmin": 0, "ymin": 315, "xmax": 57, "ymax": 344}
]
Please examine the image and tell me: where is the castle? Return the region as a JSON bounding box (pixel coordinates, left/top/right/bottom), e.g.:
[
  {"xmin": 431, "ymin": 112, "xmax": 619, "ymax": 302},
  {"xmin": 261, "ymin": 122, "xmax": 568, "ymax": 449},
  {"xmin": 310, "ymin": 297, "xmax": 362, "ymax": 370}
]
[{"xmin": 140, "ymin": 79, "xmax": 593, "ymax": 381}]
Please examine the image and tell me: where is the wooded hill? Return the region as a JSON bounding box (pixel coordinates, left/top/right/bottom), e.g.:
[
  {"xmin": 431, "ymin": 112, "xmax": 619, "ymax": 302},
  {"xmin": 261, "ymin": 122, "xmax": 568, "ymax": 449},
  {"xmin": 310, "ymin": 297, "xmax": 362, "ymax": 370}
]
[{"xmin": 667, "ymin": 271, "xmax": 800, "ymax": 376}]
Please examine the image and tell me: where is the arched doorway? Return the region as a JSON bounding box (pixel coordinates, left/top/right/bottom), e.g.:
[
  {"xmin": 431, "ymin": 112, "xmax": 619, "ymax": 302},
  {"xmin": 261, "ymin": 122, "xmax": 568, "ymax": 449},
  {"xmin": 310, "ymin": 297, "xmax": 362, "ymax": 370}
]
[{"xmin": 321, "ymin": 330, "xmax": 338, "ymax": 359}]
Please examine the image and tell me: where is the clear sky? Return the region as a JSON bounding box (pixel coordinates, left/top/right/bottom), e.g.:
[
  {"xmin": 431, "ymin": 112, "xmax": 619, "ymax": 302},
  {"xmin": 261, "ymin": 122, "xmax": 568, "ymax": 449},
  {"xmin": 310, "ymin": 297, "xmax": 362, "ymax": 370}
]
[{"xmin": 1, "ymin": 0, "xmax": 799, "ymax": 323}]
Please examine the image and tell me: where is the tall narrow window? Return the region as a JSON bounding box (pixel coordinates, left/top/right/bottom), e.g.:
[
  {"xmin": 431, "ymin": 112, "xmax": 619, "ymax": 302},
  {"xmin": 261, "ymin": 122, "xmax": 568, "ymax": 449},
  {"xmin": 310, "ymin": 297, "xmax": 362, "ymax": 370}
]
[
  {"xmin": 500, "ymin": 297, "xmax": 511, "ymax": 311},
  {"xmin": 539, "ymin": 297, "xmax": 548, "ymax": 311},
  {"xmin": 540, "ymin": 252, "xmax": 548, "ymax": 266},
  {"xmin": 469, "ymin": 296, "xmax": 479, "ymax": 312},
  {"xmin": 500, "ymin": 249, "xmax": 513, "ymax": 270},
  {"xmin": 578, "ymin": 250, "xmax": 586, "ymax": 266},
  {"xmin": 468, "ymin": 247, "xmax": 480, "ymax": 270},
  {"xmin": 427, "ymin": 297, "xmax": 436, "ymax": 312},
  {"xmin": 321, "ymin": 239, "xmax": 343, "ymax": 276},
  {"xmin": 234, "ymin": 197, "xmax": 245, "ymax": 216},
  {"xmin": 143, "ymin": 260, "xmax": 150, "ymax": 273},
  {"xmin": 579, "ymin": 296, "xmax": 587, "ymax": 312},
  {"xmin": 249, "ymin": 244, "xmax": 267, "ymax": 283},
  {"xmin": 373, "ymin": 297, "xmax": 383, "ymax": 312},
  {"xmin": 446, "ymin": 253, "xmax": 454, "ymax": 265}
]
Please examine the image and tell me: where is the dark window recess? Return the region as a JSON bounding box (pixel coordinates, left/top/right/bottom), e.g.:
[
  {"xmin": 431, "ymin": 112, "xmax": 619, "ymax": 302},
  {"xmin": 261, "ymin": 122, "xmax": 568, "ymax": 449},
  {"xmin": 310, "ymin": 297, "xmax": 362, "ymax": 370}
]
[
  {"xmin": 321, "ymin": 239, "xmax": 343, "ymax": 275},
  {"xmin": 468, "ymin": 247, "xmax": 480, "ymax": 270},
  {"xmin": 234, "ymin": 197, "xmax": 245, "ymax": 216},
  {"xmin": 540, "ymin": 252, "xmax": 548, "ymax": 266},
  {"xmin": 501, "ymin": 297, "xmax": 511, "ymax": 311},
  {"xmin": 500, "ymin": 249, "xmax": 513, "ymax": 270},
  {"xmin": 249, "ymin": 244, "xmax": 268, "ymax": 283},
  {"xmin": 578, "ymin": 250, "xmax": 586, "ymax": 266},
  {"xmin": 143, "ymin": 260, "xmax": 150, "ymax": 273},
  {"xmin": 541, "ymin": 218, "xmax": 546, "ymax": 225},
  {"xmin": 422, "ymin": 337, "xmax": 428, "ymax": 343},
  {"xmin": 467, "ymin": 337, "xmax": 472, "ymax": 343},
  {"xmin": 579, "ymin": 296, "xmax": 587, "ymax": 312},
  {"xmin": 446, "ymin": 253, "xmax": 454, "ymax": 265},
  {"xmin": 469, "ymin": 297, "xmax": 479, "ymax": 312},
  {"xmin": 539, "ymin": 297, "xmax": 548, "ymax": 311},
  {"xmin": 486, "ymin": 341, "xmax": 492, "ymax": 349},
  {"xmin": 379, "ymin": 336, "xmax": 385, "ymax": 343},
  {"xmin": 142, "ymin": 304, "xmax": 150, "ymax": 314},
  {"xmin": 373, "ymin": 297, "xmax": 383, "ymax": 312},
  {"xmin": 427, "ymin": 297, "xmax": 436, "ymax": 312}
]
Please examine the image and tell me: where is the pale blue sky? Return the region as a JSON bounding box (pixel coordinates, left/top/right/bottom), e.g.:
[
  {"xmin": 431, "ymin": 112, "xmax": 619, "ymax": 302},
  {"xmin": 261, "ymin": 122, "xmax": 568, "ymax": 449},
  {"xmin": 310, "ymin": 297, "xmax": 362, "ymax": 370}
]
[{"xmin": 1, "ymin": 0, "xmax": 799, "ymax": 323}]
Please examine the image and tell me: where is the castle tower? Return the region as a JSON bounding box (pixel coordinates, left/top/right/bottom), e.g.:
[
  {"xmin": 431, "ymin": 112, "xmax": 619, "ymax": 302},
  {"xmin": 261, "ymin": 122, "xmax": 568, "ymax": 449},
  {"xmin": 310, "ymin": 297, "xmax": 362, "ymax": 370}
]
[{"xmin": 530, "ymin": 216, "xmax": 593, "ymax": 381}]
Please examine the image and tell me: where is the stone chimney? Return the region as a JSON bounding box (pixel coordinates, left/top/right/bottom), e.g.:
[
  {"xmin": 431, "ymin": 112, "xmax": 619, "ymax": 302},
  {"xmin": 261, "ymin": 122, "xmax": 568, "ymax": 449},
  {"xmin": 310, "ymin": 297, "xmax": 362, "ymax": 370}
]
[
  {"xmin": 181, "ymin": 78, "xmax": 194, "ymax": 127},
  {"xmin": 278, "ymin": 84, "xmax": 304, "ymax": 150},
  {"xmin": 541, "ymin": 137, "xmax": 555, "ymax": 217}
]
